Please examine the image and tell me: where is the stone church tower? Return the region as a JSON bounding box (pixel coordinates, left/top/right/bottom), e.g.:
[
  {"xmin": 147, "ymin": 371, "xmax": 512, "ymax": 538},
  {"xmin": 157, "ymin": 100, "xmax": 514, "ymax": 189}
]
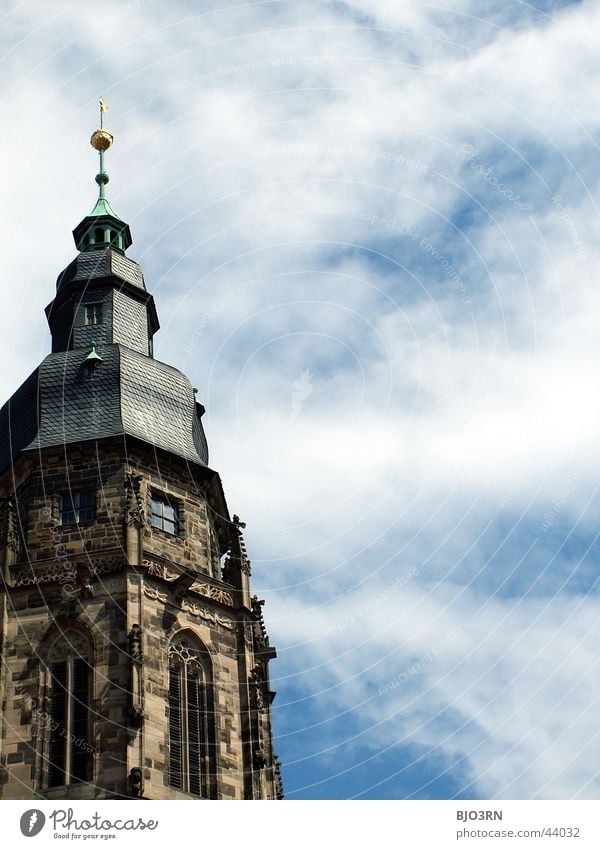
[{"xmin": 0, "ymin": 113, "xmax": 282, "ymax": 800}]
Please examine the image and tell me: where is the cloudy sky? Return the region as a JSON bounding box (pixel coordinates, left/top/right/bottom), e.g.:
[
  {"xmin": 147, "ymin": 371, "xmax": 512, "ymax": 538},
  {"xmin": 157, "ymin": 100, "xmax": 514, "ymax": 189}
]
[{"xmin": 2, "ymin": 0, "xmax": 600, "ymax": 799}]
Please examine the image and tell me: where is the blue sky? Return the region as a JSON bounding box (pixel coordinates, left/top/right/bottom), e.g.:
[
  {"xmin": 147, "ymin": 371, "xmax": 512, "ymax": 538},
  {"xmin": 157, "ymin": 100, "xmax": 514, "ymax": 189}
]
[{"xmin": 2, "ymin": 0, "xmax": 600, "ymax": 799}]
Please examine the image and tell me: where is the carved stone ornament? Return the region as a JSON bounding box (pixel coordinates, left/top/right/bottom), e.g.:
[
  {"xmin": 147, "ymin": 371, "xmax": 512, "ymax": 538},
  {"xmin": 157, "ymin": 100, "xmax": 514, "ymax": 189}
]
[
  {"xmin": 12, "ymin": 553, "xmax": 122, "ymax": 588},
  {"xmin": 125, "ymin": 472, "xmax": 146, "ymax": 528},
  {"xmin": 198, "ymin": 585, "xmax": 234, "ymax": 606},
  {"xmin": 143, "ymin": 584, "xmax": 235, "ymax": 629},
  {"xmin": 128, "ymin": 624, "xmax": 144, "ymax": 726},
  {"xmin": 251, "ymin": 596, "xmax": 270, "ymax": 651},
  {"xmin": 249, "ymin": 666, "xmax": 265, "ymax": 711},
  {"xmin": 222, "ymin": 514, "xmax": 252, "ymax": 581},
  {"xmin": 142, "ymin": 556, "xmax": 234, "ymax": 606},
  {"xmin": 49, "ymin": 630, "xmax": 90, "ymax": 662},
  {"xmin": 169, "ymin": 639, "xmax": 205, "ymax": 675},
  {"xmin": 93, "ymin": 555, "xmax": 123, "ymax": 575},
  {"xmin": 13, "ymin": 563, "xmax": 77, "ymax": 588},
  {"xmin": 144, "ymin": 585, "xmax": 168, "ymax": 603},
  {"xmin": 253, "ymin": 749, "xmax": 266, "ymax": 770},
  {"xmin": 76, "ymin": 563, "xmax": 94, "ymax": 598},
  {"xmin": 0, "ymin": 497, "xmax": 20, "ymax": 553},
  {"xmin": 129, "ymin": 624, "xmax": 143, "ymax": 662},
  {"xmin": 128, "ymin": 767, "xmax": 144, "ymax": 798},
  {"xmin": 143, "ymin": 557, "xmax": 179, "ymax": 581},
  {"xmin": 182, "ymin": 597, "xmax": 235, "ymax": 630},
  {"xmin": 244, "ymin": 623, "xmax": 254, "ymax": 651}
]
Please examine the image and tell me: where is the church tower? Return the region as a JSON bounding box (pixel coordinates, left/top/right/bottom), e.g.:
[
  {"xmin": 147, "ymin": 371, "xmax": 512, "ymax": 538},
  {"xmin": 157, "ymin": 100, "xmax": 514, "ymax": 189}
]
[{"xmin": 0, "ymin": 108, "xmax": 283, "ymax": 801}]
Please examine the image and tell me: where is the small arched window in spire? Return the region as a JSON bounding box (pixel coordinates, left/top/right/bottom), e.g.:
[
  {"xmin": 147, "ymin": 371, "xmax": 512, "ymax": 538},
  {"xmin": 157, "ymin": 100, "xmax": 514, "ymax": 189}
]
[
  {"xmin": 45, "ymin": 630, "xmax": 93, "ymax": 788},
  {"xmin": 168, "ymin": 637, "xmax": 214, "ymax": 797}
]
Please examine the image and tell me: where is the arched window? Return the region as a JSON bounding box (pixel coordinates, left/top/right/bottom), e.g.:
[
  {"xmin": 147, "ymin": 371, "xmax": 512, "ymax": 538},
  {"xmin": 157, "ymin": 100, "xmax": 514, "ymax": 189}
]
[
  {"xmin": 45, "ymin": 630, "xmax": 93, "ymax": 788},
  {"xmin": 168, "ymin": 637, "xmax": 214, "ymax": 797}
]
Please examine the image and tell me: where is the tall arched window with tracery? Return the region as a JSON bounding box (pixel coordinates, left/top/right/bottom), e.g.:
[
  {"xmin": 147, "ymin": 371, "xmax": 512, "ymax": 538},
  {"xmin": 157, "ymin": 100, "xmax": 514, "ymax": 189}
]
[
  {"xmin": 167, "ymin": 636, "xmax": 214, "ymax": 797},
  {"xmin": 45, "ymin": 630, "xmax": 93, "ymax": 788}
]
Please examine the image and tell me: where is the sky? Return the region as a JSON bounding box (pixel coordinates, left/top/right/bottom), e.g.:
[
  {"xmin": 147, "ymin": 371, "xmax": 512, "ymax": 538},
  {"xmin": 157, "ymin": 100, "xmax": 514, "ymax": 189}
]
[{"xmin": 1, "ymin": 0, "xmax": 600, "ymax": 799}]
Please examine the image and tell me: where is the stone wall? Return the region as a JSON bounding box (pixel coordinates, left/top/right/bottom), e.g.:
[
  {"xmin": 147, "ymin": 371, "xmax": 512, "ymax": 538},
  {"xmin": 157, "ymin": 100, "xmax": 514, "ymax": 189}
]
[
  {"xmin": 0, "ymin": 437, "xmax": 281, "ymax": 801},
  {"xmin": 0, "ymin": 575, "xmax": 129, "ymax": 800}
]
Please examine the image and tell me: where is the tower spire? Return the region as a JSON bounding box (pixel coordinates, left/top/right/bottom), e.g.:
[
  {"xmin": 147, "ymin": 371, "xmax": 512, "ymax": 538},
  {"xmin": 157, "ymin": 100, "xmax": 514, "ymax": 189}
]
[
  {"xmin": 89, "ymin": 98, "xmax": 117, "ymax": 218},
  {"xmin": 72, "ymin": 99, "xmax": 132, "ymax": 254}
]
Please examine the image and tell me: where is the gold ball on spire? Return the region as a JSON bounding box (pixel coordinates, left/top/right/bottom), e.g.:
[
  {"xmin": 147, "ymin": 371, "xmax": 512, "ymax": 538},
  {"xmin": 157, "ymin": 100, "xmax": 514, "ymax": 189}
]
[{"xmin": 90, "ymin": 130, "xmax": 113, "ymax": 152}]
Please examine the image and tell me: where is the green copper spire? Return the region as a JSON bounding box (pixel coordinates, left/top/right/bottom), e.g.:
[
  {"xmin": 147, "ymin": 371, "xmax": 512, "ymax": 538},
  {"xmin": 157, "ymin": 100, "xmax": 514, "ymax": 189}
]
[
  {"xmin": 89, "ymin": 98, "xmax": 117, "ymax": 217},
  {"xmin": 72, "ymin": 99, "xmax": 132, "ymax": 254}
]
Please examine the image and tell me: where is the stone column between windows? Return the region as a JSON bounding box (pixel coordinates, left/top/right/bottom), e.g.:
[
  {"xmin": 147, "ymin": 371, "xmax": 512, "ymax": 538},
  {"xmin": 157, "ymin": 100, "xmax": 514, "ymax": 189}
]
[
  {"xmin": 124, "ymin": 473, "xmax": 145, "ymax": 567},
  {"xmin": 126, "ymin": 569, "xmax": 145, "ymax": 798}
]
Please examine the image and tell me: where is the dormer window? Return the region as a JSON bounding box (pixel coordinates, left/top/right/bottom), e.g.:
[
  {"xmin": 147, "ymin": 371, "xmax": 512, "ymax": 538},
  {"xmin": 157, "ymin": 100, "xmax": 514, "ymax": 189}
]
[{"xmin": 84, "ymin": 303, "xmax": 103, "ymax": 326}]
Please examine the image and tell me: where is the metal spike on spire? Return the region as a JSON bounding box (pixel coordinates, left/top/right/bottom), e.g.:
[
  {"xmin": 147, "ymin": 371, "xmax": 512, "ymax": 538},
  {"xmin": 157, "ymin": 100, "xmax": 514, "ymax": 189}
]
[
  {"xmin": 99, "ymin": 97, "xmax": 108, "ymax": 127},
  {"xmin": 89, "ymin": 99, "xmax": 116, "ymax": 217}
]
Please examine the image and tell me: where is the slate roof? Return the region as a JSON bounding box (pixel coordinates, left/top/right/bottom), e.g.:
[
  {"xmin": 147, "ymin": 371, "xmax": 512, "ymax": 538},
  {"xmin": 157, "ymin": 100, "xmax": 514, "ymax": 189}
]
[
  {"xmin": 0, "ymin": 370, "xmax": 40, "ymax": 475},
  {"xmin": 0, "ymin": 344, "xmax": 209, "ymax": 474},
  {"xmin": 56, "ymin": 249, "xmax": 145, "ymax": 293}
]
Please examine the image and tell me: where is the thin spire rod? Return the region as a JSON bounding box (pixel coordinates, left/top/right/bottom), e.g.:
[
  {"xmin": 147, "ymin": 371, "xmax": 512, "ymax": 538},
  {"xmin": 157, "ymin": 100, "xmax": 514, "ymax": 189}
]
[
  {"xmin": 90, "ymin": 98, "xmax": 113, "ymax": 201},
  {"xmin": 99, "ymin": 96, "xmax": 108, "ymax": 129}
]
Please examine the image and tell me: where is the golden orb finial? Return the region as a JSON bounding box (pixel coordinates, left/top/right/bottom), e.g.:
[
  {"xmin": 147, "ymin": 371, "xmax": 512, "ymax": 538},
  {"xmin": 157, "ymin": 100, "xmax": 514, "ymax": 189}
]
[{"xmin": 90, "ymin": 129, "xmax": 113, "ymax": 152}]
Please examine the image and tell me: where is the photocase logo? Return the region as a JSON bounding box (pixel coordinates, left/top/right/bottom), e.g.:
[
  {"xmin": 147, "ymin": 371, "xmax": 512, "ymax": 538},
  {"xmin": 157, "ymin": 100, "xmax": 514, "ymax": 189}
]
[{"xmin": 19, "ymin": 810, "xmax": 46, "ymax": 837}]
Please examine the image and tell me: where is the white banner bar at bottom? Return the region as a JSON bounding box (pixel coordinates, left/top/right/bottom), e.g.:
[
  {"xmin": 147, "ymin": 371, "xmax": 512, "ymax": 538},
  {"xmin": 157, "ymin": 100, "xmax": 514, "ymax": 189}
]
[{"xmin": 0, "ymin": 799, "xmax": 598, "ymax": 848}]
